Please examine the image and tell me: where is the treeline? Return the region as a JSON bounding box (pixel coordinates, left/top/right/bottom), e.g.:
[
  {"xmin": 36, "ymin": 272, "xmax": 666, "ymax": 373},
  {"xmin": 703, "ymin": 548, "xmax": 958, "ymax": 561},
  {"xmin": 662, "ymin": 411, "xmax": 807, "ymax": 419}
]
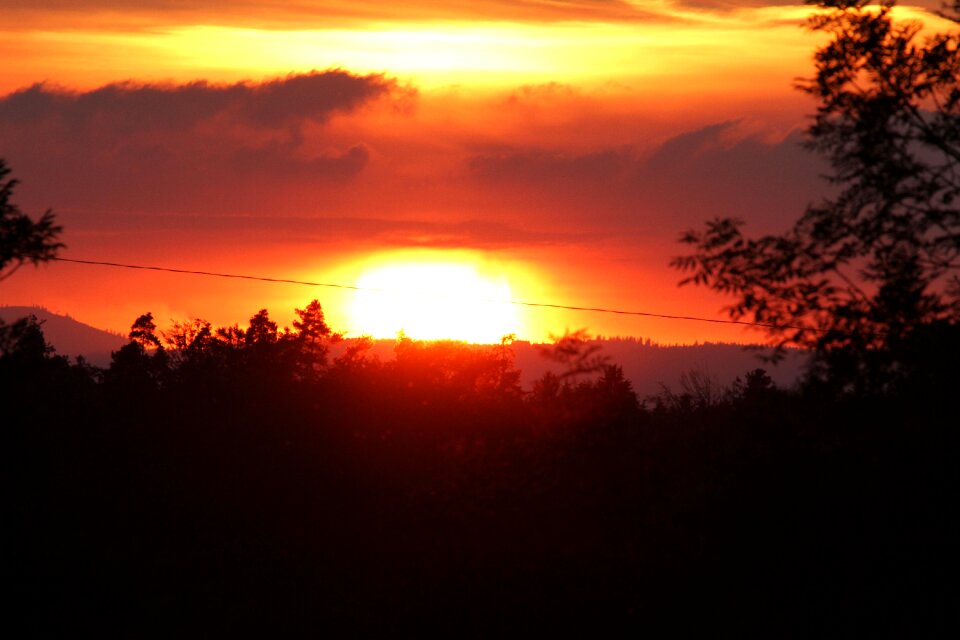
[{"xmin": 4, "ymin": 304, "xmax": 957, "ymax": 636}]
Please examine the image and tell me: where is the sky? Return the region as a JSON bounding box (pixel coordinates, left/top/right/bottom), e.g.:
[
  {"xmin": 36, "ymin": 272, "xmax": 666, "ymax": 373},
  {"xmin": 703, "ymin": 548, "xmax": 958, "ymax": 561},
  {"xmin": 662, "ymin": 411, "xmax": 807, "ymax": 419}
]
[{"xmin": 0, "ymin": 1, "xmax": 950, "ymax": 343}]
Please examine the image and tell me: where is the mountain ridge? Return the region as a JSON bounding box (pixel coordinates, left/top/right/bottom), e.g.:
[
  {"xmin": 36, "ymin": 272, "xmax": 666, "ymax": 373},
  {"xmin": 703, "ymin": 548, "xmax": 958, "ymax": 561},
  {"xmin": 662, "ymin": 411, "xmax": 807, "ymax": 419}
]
[{"xmin": 0, "ymin": 306, "xmax": 126, "ymax": 367}]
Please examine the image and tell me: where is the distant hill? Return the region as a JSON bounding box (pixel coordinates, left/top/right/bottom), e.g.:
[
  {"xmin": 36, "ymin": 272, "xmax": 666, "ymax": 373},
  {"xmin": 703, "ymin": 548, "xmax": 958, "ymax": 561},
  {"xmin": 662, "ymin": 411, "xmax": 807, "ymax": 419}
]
[
  {"xmin": 511, "ymin": 338, "xmax": 807, "ymax": 398},
  {"xmin": 340, "ymin": 337, "xmax": 808, "ymax": 399},
  {"xmin": 0, "ymin": 306, "xmax": 126, "ymax": 367}
]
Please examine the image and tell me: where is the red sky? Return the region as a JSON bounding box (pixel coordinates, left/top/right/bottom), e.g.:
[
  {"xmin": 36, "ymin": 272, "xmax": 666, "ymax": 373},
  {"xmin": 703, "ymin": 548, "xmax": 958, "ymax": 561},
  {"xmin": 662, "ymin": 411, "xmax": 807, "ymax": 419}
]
[{"xmin": 0, "ymin": 1, "xmax": 950, "ymax": 343}]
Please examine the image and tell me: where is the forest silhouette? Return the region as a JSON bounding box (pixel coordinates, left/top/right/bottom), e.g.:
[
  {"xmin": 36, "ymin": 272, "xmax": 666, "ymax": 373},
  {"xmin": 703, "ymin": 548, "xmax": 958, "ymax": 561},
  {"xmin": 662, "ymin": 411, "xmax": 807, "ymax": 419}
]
[
  {"xmin": 4, "ymin": 0, "xmax": 960, "ymax": 635},
  {"xmin": 4, "ymin": 300, "xmax": 957, "ymax": 635}
]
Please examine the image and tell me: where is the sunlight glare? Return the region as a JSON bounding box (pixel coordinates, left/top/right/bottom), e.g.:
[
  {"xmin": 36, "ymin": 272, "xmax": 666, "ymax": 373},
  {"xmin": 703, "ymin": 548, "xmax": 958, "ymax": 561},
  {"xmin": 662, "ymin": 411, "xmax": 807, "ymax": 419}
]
[{"xmin": 349, "ymin": 258, "xmax": 520, "ymax": 343}]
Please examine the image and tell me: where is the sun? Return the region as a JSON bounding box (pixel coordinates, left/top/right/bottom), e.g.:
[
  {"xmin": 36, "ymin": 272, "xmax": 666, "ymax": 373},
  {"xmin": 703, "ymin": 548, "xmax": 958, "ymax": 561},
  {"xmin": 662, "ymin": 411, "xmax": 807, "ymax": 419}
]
[{"xmin": 348, "ymin": 257, "xmax": 521, "ymax": 343}]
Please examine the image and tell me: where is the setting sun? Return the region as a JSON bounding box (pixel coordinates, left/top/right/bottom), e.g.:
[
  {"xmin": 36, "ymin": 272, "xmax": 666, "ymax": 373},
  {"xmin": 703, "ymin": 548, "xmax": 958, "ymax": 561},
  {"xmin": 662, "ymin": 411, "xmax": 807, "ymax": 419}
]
[{"xmin": 348, "ymin": 258, "xmax": 520, "ymax": 343}]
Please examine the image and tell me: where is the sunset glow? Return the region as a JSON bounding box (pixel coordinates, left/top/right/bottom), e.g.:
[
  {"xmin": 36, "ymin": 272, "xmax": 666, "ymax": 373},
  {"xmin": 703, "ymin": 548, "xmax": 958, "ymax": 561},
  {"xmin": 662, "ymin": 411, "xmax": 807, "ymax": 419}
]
[
  {"xmin": 0, "ymin": 17, "xmax": 815, "ymax": 93},
  {"xmin": 1, "ymin": 1, "xmax": 950, "ymax": 345},
  {"xmin": 348, "ymin": 257, "xmax": 520, "ymax": 343},
  {"xmin": 7, "ymin": 3, "xmax": 955, "ymax": 628}
]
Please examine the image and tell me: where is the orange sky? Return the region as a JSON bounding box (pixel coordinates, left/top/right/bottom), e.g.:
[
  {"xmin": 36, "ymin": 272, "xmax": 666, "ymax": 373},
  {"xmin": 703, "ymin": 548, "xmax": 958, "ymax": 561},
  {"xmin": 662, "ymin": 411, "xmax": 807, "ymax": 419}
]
[{"xmin": 0, "ymin": 1, "xmax": 951, "ymax": 343}]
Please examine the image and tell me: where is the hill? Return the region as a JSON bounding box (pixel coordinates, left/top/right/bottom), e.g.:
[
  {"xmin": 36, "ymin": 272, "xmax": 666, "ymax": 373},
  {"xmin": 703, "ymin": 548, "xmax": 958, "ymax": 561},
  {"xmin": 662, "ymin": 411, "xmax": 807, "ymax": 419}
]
[
  {"xmin": 0, "ymin": 306, "xmax": 125, "ymax": 366},
  {"xmin": 339, "ymin": 336, "xmax": 806, "ymax": 398},
  {"xmin": 511, "ymin": 338, "xmax": 806, "ymax": 398}
]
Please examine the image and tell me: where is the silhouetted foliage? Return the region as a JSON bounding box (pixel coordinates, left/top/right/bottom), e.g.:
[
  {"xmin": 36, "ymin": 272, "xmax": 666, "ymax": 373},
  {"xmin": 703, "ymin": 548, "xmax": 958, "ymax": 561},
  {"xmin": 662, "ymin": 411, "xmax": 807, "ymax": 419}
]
[
  {"xmin": 245, "ymin": 308, "xmax": 278, "ymax": 345},
  {"xmin": 651, "ymin": 368, "xmax": 726, "ymax": 413},
  {"xmin": 5, "ymin": 306, "xmax": 956, "ymax": 636},
  {"xmin": 289, "ymin": 299, "xmax": 340, "ymax": 380},
  {"xmin": 0, "ymin": 159, "xmax": 65, "ymax": 350},
  {"xmin": 0, "ymin": 159, "xmax": 63, "ymax": 282},
  {"xmin": 538, "ymin": 328, "xmax": 609, "ymax": 381},
  {"xmin": 0, "ymin": 314, "xmax": 53, "ymax": 361},
  {"xmin": 128, "ymin": 312, "xmax": 162, "ymax": 351},
  {"xmin": 105, "ymin": 312, "xmax": 169, "ymax": 395},
  {"xmin": 731, "ymin": 367, "xmax": 775, "ymax": 402},
  {"xmin": 673, "ymin": 0, "xmax": 960, "ymax": 394}
]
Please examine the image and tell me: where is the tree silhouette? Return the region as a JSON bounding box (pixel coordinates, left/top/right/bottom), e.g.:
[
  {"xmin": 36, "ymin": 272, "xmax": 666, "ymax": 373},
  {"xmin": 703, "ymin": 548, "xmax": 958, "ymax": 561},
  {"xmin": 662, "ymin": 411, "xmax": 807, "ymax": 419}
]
[
  {"xmin": 162, "ymin": 318, "xmax": 216, "ymax": 371},
  {"xmin": 129, "ymin": 312, "xmax": 163, "ymax": 351},
  {"xmin": 291, "ymin": 299, "xmax": 333, "ymax": 344},
  {"xmin": 289, "ymin": 299, "xmax": 339, "ymax": 379},
  {"xmin": 107, "ymin": 312, "xmax": 169, "ymax": 392},
  {"xmin": 672, "ymin": 0, "xmax": 960, "ymax": 392},
  {"xmin": 0, "ymin": 160, "xmax": 64, "ymax": 352},
  {"xmin": 0, "ymin": 315, "xmax": 52, "ymax": 361},
  {"xmin": 538, "ymin": 328, "xmax": 609, "ymax": 382},
  {"xmin": 0, "ymin": 159, "xmax": 63, "ymax": 282},
  {"xmin": 246, "ymin": 309, "xmax": 278, "ymax": 346}
]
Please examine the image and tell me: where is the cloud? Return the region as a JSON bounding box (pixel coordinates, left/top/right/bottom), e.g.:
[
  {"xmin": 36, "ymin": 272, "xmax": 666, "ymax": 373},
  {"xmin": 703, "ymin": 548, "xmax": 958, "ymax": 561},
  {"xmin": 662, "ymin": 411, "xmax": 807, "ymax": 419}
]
[
  {"xmin": 465, "ymin": 121, "xmax": 827, "ymax": 234},
  {"xmin": 469, "ymin": 147, "xmax": 633, "ymax": 184},
  {"xmin": 1, "ymin": 70, "xmax": 827, "ymax": 260},
  {"xmin": 671, "ymin": 1, "xmax": 798, "ymax": 8},
  {"xmin": 674, "ymin": 1, "xmax": 939, "ymax": 9},
  {"xmin": 636, "ymin": 122, "xmax": 826, "ymax": 229},
  {"xmin": 0, "ymin": 0, "xmax": 669, "ymax": 30},
  {"xmin": 0, "ymin": 70, "xmax": 397, "ymax": 129},
  {"xmin": 230, "ymin": 144, "xmax": 371, "ymax": 181},
  {"xmin": 0, "ymin": 71, "xmax": 403, "ymax": 212}
]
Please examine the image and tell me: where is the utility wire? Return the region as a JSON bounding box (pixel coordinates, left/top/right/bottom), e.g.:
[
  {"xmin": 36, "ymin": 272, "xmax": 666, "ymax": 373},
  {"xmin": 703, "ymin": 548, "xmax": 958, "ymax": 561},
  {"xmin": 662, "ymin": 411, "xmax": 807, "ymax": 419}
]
[
  {"xmin": 52, "ymin": 256, "xmax": 839, "ymax": 335},
  {"xmin": 55, "ymin": 257, "xmax": 367, "ymax": 291}
]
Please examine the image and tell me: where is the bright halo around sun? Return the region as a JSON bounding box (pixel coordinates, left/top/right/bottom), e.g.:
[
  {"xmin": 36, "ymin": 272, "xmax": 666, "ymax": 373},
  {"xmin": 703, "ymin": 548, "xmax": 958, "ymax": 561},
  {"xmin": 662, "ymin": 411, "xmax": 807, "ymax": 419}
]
[{"xmin": 348, "ymin": 257, "xmax": 521, "ymax": 343}]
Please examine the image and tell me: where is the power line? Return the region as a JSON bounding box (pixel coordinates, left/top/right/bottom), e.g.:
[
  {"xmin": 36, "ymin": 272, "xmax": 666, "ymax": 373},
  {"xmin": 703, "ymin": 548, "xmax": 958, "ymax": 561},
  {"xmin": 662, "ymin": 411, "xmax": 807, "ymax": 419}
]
[
  {"xmin": 52, "ymin": 256, "xmax": 834, "ymax": 334},
  {"xmin": 55, "ymin": 257, "xmax": 367, "ymax": 291}
]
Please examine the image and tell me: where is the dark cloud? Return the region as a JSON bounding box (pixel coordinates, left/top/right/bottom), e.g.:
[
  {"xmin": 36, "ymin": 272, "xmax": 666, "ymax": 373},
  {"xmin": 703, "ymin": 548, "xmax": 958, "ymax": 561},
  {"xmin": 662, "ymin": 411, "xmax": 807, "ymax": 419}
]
[
  {"xmin": 0, "ymin": 71, "xmax": 402, "ymax": 213},
  {"xmin": 0, "ymin": 71, "xmax": 396, "ymax": 129},
  {"xmin": 1, "ymin": 70, "xmax": 827, "ymax": 258},
  {"xmin": 229, "ymin": 144, "xmax": 371, "ymax": 181},
  {"xmin": 636, "ymin": 122, "xmax": 827, "ymax": 231},
  {"xmin": 465, "ymin": 121, "xmax": 828, "ymax": 234}
]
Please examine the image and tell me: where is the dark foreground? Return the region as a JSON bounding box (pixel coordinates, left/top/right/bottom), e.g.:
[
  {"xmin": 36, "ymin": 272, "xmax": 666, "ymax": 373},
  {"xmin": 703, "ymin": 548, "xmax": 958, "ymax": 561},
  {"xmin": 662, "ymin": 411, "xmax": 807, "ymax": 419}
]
[{"xmin": 6, "ymin": 317, "xmax": 957, "ymax": 636}]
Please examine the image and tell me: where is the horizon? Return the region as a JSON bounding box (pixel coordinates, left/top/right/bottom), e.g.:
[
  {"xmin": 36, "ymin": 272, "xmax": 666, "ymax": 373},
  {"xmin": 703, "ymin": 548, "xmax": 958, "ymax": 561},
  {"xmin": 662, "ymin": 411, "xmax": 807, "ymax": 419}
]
[
  {"xmin": 0, "ymin": 302, "xmax": 811, "ymax": 350},
  {"xmin": 1, "ymin": 302, "xmax": 810, "ymax": 400}
]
